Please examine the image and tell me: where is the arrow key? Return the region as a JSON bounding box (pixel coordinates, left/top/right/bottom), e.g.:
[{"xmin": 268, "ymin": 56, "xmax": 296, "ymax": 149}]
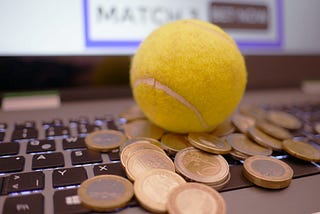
[{"xmin": 3, "ymin": 171, "xmax": 44, "ymax": 194}]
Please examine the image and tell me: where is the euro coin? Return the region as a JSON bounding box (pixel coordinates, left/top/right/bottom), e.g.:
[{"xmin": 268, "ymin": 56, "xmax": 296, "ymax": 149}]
[
  {"xmin": 120, "ymin": 141, "xmax": 166, "ymax": 168},
  {"xmin": 229, "ymin": 149, "xmax": 250, "ymax": 161},
  {"xmin": 248, "ymin": 126, "xmax": 283, "ymax": 151},
  {"xmin": 243, "ymin": 155, "xmax": 293, "ymax": 189},
  {"xmin": 123, "ymin": 119, "xmax": 165, "ymax": 140},
  {"xmin": 188, "ymin": 133, "xmax": 232, "ymax": 154},
  {"xmin": 78, "ymin": 175, "xmax": 134, "ymax": 212},
  {"xmin": 85, "ymin": 129, "xmax": 126, "ymax": 152},
  {"xmin": 282, "ymin": 139, "xmax": 320, "ymax": 162},
  {"xmin": 119, "ymin": 137, "xmax": 162, "ymax": 152},
  {"xmin": 256, "ymin": 120, "xmax": 292, "ymax": 140},
  {"xmin": 125, "ymin": 149, "xmax": 175, "ymax": 181},
  {"xmin": 231, "ymin": 113, "xmax": 255, "ymax": 134},
  {"xmin": 174, "ymin": 147, "xmax": 229, "ymax": 186},
  {"xmin": 120, "ymin": 105, "xmax": 146, "ymax": 122},
  {"xmin": 167, "ymin": 182, "xmax": 226, "ymax": 214},
  {"xmin": 266, "ymin": 110, "xmax": 302, "ymax": 130},
  {"xmin": 239, "ymin": 104, "xmax": 267, "ymax": 120},
  {"xmin": 134, "ymin": 169, "xmax": 186, "ymax": 213},
  {"xmin": 211, "ymin": 118, "xmax": 236, "ymax": 137},
  {"xmin": 161, "ymin": 133, "xmax": 192, "ymax": 156},
  {"xmin": 226, "ymin": 133, "xmax": 272, "ymax": 156}
]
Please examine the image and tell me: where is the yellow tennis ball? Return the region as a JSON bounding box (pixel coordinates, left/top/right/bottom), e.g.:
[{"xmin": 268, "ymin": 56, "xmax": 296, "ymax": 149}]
[{"xmin": 130, "ymin": 19, "xmax": 247, "ymax": 133}]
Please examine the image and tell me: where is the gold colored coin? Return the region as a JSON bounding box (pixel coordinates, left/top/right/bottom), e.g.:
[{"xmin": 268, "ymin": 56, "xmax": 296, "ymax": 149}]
[
  {"xmin": 188, "ymin": 133, "xmax": 232, "ymax": 154},
  {"xmin": 256, "ymin": 120, "xmax": 292, "ymax": 140},
  {"xmin": 266, "ymin": 110, "xmax": 302, "ymax": 130},
  {"xmin": 243, "ymin": 155, "xmax": 293, "ymax": 189},
  {"xmin": 239, "ymin": 104, "xmax": 267, "ymax": 120},
  {"xmin": 161, "ymin": 133, "xmax": 192, "ymax": 156},
  {"xmin": 123, "ymin": 119, "xmax": 165, "ymax": 140},
  {"xmin": 174, "ymin": 147, "xmax": 229, "ymax": 185},
  {"xmin": 282, "ymin": 139, "xmax": 320, "ymax": 162},
  {"xmin": 229, "ymin": 149, "xmax": 250, "ymax": 161},
  {"xmin": 231, "ymin": 113, "xmax": 255, "ymax": 134},
  {"xmin": 134, "ymin": 169, "xmax": 186, "ymax": 213},
  {"xmin": 119, "ymin": 137, "xmax": 162, "ymax": 152},
  {"xmin": 211, "ymin": 118, "xmax": 236, "ymax": 137},
  {"xmin": 85, "ymin": 130, "xmax": 126, "ymax": 152},
  {"xmin": 248, "ymin": 126, "xmax": 283, "ymax": 151},
  {"xmin": 167, "ymin": 182, "xmax": 227, "ymax": 214},
  {"xmin": 125, "ymin": 149, "xmax": 175, "ymax": 181},
  {"xmin": 120, "ymin": 141, "xmax": 166, "ymax": 168},
  {"xmin": 78, "ymin": 175, "xmax": 134, "ymax": 212},
  {"xmin": 226, "ymin": 133, "xmax": 272, "ymax": 156},
  {"xmin": 120, "ymin": 104, "xmax": 146, "ymax": 122}
]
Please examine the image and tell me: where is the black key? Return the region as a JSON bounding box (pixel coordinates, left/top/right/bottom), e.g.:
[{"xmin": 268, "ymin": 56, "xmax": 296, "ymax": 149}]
[
  {"xmin": 26, "ymin": 139, "xmax": 55, "ymax": 153},
  {"xmin": 62, "ymin": 137, "xmax": 86, "ymax": 150},
  {"xmin": 77, "ymin": 124, "xmax": 101, "ymax": 136},
  {"xmin": 46, "ymin": 126, "xmax": 70, "ymax": 139},
  {"xmin": 3, "ymin": 193, "xmax": 44, "ymax": 214},
  {"xmin": 32, "ymin": 152, "xmax": 64, "ymax": 170},
  {"xmin": 108, "ymin": 149, "xmax": 120, "ymax": 161},
  {"xmin": 42, "ymin": 118, "xmax": 64, "ymax": 128},
  {"xmin": 106, "ymin": 116, "xmax": 118, "ymax": 130},
  {"xmin": 54, "ymin": 188, "xmax": 90, "ymax": 214},
  {"xmin": 71, "ymin": 150, "xmax": 102, "ymax": 165},
  {"xmin": 0, "ymin": 123, "xmax": 7, "ymax": 130},
  {"xmin": 52, "ymin": 167, "xmax": 87, "ymax": 188},
  {"xmin": 15, "ymin": 121, "xmax": 36, "ymax": 129},
  {"xmin": 0, "ymin": 142, "xmax": 19, "ymax": 156},
  {"xmin": 93, "ymin": 162, "xmax": 126, "ymax": 177},
  {"xmin": 11, "ymin": 128, "xmax": 38, "ymax": 141},
  {"xmin": 3, "ymin": 171, "xmax": 44, "ymax": 194},
  {"xmin": 0, "ymin": 156, "xmax": 24, "ymax": 173},
  {"xmin": 0, "ymin": 132, "xmax": 5, "ymax": 141}
]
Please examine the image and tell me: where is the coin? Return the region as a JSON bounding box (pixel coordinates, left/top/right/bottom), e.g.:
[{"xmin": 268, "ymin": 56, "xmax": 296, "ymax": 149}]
[
  {"xmin": 78, "ymin": 175, "xmax": 134, "ymax": 212},
  {"xmin": 211, "ymin": 118, "xmax": 236, "ymax": 137},
  {"xmin": 120, "ymin": 141, "xmax": 166, "ymax": 168},
  {"xmin": 134, "ymin": 169, "xmax": 186, "ymax": 213},
  {"xmin": 85, "ymin": 129, "xmax": 127, "ymax": 152},
  {"xmin": 226, "ymin": 133, "xmax": 272, "ymax": 156},
  {"xmin": 243, "ymin": 155, "xmax": 294, "ymax": 189},
  {"xmin": 255, "ymin": 120, "xmax": 292, "ymax": 140},
  {"xmin": 188, "ymin": 133, "xmax": 232, "ymax": 154},
  {"xmin": 282, "ymin": 139, "xmax": 320, "ymax": 162},
  {"xmin": 239, "ymin": 104, "xmax": 267, "ymax": 120},
  {"xmin": 247, "ymin": 126, "xmax": 283, "ymax": 151},
  {"xmin": 228, "ymin": 149, "xmax": 250, "ymax": 161},
  {"xmin": 266, "ymin": 110, "xmax": 302, "ymax": 130},
  {"xmin": 119, "ymin": 137, "xmax": 162, "ymax": 152},
  {"xmin": 167, "ymin": 182, "xmax": 227, "ymax": 214},
  {"xmin": 120, "ymin": 105, "xmax": 146, "ymax": 122},
  {"xmin": 161, "ymin": 133, "xmax": 192, "ymax": 156},
  {"xmin": 123, "ymin": 119, "xmax": 165, "ymax": 140},
  {"xmin": 231, "ymin": 113, "xmax": 255, "ymax": 134},
  {"xmin": 174, "ymin": 147, "xmax": 229, "ymax": 186},
  {"xmin": 125, "ymin": 149, "xmax": 175, "ymax": 181}
]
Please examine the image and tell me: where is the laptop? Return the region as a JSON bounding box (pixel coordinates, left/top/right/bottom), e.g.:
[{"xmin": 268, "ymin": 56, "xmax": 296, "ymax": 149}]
[{"xmin": 1, "ymin": 1, "xmax": 320, "ymax": 213}]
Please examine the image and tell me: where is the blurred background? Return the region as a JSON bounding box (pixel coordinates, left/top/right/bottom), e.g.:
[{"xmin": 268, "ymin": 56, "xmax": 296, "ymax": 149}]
[{"xmin": 0, "ymin": 0, "xmax": 319, "ymax": 99}]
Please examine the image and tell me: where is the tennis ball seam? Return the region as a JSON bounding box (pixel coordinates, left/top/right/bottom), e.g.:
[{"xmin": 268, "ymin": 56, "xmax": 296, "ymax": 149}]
[{"xmin": 133, "ymin": 77, "xmax": 209, "ymax": 130}]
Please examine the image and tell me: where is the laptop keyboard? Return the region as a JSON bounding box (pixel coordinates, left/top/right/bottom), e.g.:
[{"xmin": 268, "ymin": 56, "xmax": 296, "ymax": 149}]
[{"xmin": 0, "ymin": 103, "xmax": 320, "ymax": 214}]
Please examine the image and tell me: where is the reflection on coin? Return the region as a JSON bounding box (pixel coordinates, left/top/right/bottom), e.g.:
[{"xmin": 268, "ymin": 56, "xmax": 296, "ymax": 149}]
[
  {"xmin": 266, "ymin": 110, "xmax": 302, "ymax": 130},
  {"xmin": 134, "ymin": 169, "xmax": 186, "ymax": 213},
  {"xmin": 78, "ymin": 175, "xmax": 134, "ymax": 212},
  {"xmin": 167, "ymin": 182, "xmax": 227, "ymax": 214},
  {"xmin": 226, "ymin": 134, "xmax": 272, "ymax": 156},
  {"xmin": 119, "ymin": 137, "xmax": 162, "ymax": 152},
  {"xmin": 85, "ymin": 130, "xmax": 126, "ymax": 152},
  {"xmin": 239, "ymin": 105, "xmax": 267, "ymax": 120},
  {"xmin": 243, "ymin": 155, "xmax": 293, "ymax": 189},
  {"xmin": 161, "ymin": 133, "xmax": 192, "ymax": 156},
  {"xmin": 256, "ymin": 120, "xmax": 292, "ymax": 140},
  {"xmin": 123, "ymin": 119, "xmax": 165, "ymax": 140},
  {"xmin": 174, "ymin": 147, "xmax": 229, "ymax": 185},
  {"xmin": 248, "ymin": 126, "xmax": 283, "ymax": 151},
  {"xmin": 120, "ymin": 141, "xmax": 166, "ymax": 168},
  {"xmin": 188, "ymin": 133, "xmax": 232, "ymax": 154},
  {"xmin": 282, "ymin": 139, "xmax": 320, "ymax": 162},
  {"xmin": 125, "ymin": 149, "xmax": 175, "ymax": 181},
  {"xmin": 211, "ymin": 118, "xmax": 236, "ymax": 137},
  {"xmin": 231, "ymin": 114, "xmax": 255, "ymax": 134}
]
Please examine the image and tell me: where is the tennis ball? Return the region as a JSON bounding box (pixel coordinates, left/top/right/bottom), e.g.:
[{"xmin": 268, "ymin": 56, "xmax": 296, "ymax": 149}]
[{"xmin": 130, "ymin": 19, "xmax": 247, "ymax": 133}]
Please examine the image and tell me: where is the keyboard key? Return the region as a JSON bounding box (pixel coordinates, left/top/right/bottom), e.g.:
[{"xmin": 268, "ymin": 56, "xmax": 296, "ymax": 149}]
[
  {"xmin": 62, "ymin": 137, "xmax": 86, "ymax": 150},
  {"xmin": 32, "ymin": 152, "xmax": 64, "ymax": 170},
  {"xmin": 108, "ymin": 149, "xmax": 120, "ymax": 161},
  {"xmin": 93, "ymin": 162, "xmax": 126, "ymax": 177},
  {"xmin": 0, "ymin": 132, "xmax": 5, "ymax": 141},
  {"xmin": 0, "ymin": 142, "xmax": 19, "ymax": 156},
  {"xmin": 11, "ymin": 128, "xmax": 38, "ymax": 141},
  {"xmin": 3, "ymin": 193, "xmax": 44, "ymax": 214},
  {"xmin": 106, "ymin": 116, "xmax": 118, "ymax": 130},
  {"xmin": 0, "ymin": 156, "xmax": 25, "ymax": 173},
  {"xmin": 3, "ymin": 171, "xmax": 44, "ymax": 194},
  {"xmin": 54, "ymin": 188, "xmax": 90, "ymax": 214},
  {"xmin": 71, "ymin": 150, "xmax": 102, "ymax": 165},
  {"xmin": 26, "ymin": 139, "xmax": 55, "ymax": 153},
  {"xmin": 46, "ymin": 126, "xmax": 70, "ymax": 139},
  {"xmin": 52, "ymin": 167, "xmax": 87, "ymax": 188},
  {"xmin": 77, "ymin": 124, "xmax": 101, "ymax": 136},
  {"xmin": 15, "ymin": 121, "xmax": 36, "ymax": 129},
  {"xmin": 42, "ymin": 118, "xmax": 64, "ymax": 128}
]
